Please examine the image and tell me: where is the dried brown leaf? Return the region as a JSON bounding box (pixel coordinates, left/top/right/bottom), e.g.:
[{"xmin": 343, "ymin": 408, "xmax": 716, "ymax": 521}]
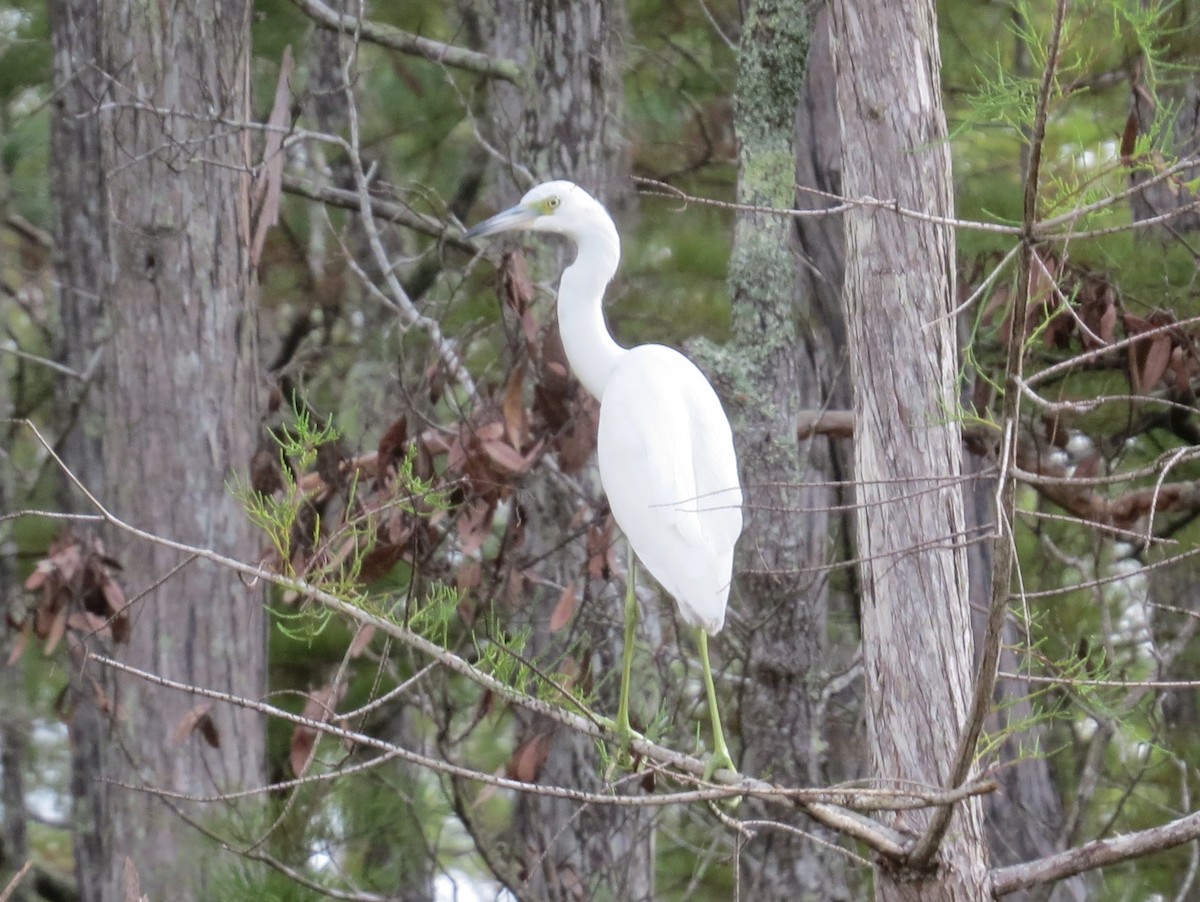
[
  {"xmin": 501, "ymin": 250, "xmax": 536, "ymax": 341},
  {"xmin": 1171, "ymin": 346, "xmax": 1191, "ymax": 391},
  {"xmin": 1141, "ymin": 336, "xmax": 1172, "ymax": 391},
  {"xmin": 481, "ymin": 439, "xmax": 530, "ymax": 474},
  {"xmin": 587, "ymin": 518, "xmax": 616, "ymax": 581},
  {"xmin": 66, "ymin": 612, "xmax": 106, "ymax": 635},
  {"xmin": 290, "ymin": 726, "xmax": 317, "ymax": 778},
  {"xmin": 6, "ymin": 629, "xmax": 27, "ymax": 667},
  {"xmin": 43, "ymin": 605, "xmax": 68, "ymax": 655},
  {"xmin": 290, "ymin": 686, "xmax": 344, "ymax": 777},
  {"xmin": 506, "ymin": 732, "xmax": 553, "ymax": 784},
  {"xmin": 348, "ymin": 624, "xmax": 376, "ymax": 659},
  {"xmin": 555, "ymin": 401, "xmax": 598, "ymax": 475},
  {"xmin": 456, "ymin": 559, "xmax": 482, "ymax": 593},
  {"xmin": 172, "ymin": 703, "xmax": 220, "ymax": 748},
  {"xmin": 1099, "ymin": 302, "xmax": 1117, "ymax": 345},
  {"xmin": 54, "ymin": 541, "xmax": 83, "ymax": 585},
  {"xmin": 476, "ymin": 421, "xmax": 505, "ymax": 442},
  {"xmin": 110, "ymin": 609, "xmax": 131, "ymax": 645},
  {"xmin": 100, "ymin": 575, "xmax": 126, "ymax": 616},
  {"xmin": 250, "ymin": 46, "xmax": 294, "ymax": 268},
  {"xmin": 457, "ymin": 501, "xmax": 494, "ymax": 555},
  {"xmin": 1123, "ymin": 313, "xmax": 1149, "ymax": 334},
  {"xmin": 124, "ymin": 856, "xmax": 148, "ymax": 902},
  {"xmin": 376, "ymin": 416, "xmax": 409, "ymax": 479},
  {"xmin": 549, "ymin": 582, "xmax": 577, "ymax": 632},
  {"xmin": 23, "ymin": 563, "xmax": 50, "ymax": 592},
  {"xmin": 502, "ymin": 363, "xmax": 529, "ymax": 450},
  {"xmin": 1120, "ymin": 109, "xmax": 1139, "ymax": 165}
]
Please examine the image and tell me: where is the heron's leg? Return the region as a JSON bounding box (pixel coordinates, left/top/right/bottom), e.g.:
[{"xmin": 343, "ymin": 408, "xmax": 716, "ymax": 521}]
[
  {"xmin": 697, "ymin": 628, "xmax": 737, "ymax": 779},
  {"xmin": 615, "ymin": 546, "xmax": 638, "ymax": 746}
]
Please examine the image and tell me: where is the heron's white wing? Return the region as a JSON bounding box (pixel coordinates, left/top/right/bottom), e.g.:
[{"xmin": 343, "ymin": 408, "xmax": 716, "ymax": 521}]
[{"xmin": 597, "ymin": 345, "xmax": 743, "ymax": 633}]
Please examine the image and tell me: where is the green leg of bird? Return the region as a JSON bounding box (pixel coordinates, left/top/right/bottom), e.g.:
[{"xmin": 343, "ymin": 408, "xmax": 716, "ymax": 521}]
[
  {"xmin": 614, "ymin": 547, "xmax": 639, "ymax": 758},
  {"xmin": 697, "ymin": 629, "xmax": 737, "ymax": 781}
]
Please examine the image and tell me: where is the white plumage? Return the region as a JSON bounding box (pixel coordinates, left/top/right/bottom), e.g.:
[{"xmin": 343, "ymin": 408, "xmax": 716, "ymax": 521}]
[
  {"xmin": 598, "ymin": 344, "xmax": 741, "ymax": 634},
  {"xmin": 467, "ymin": 180, "xmax": 743, "ymax": 774}
]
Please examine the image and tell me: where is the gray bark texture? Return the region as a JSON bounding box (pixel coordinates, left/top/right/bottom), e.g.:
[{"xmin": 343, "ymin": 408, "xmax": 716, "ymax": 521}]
[
  {"xmin": 78, "ymin": 0, "xmax": 268, "ymax": 897},
  {"xmin": 1130, "ymin": 78, "xmax": 1200, "ymax": 233},
  {"xmin": 0, "ymin": 240, "xmax": 27, "ymax": 902},
  {"xmin": 48, "ymin": 2, "xmax": 115, "ymax": 899},
  {"xmin": 50, "ymin": 0, "xmax": 107, "ymax": 495},
  {"xmin": 963, "ymin": 454, "xmax": 1087, "ymax": 902},
  {"xmin": 714, "ymin": 2, "xmax": 852, "ymax": 897},
  {"xmin": 829, "ymin": 1, "xmax": 991, "ymax": 897},
  {"xmin": 474, "ymin": 1, "xmax": 652, "ymax": 899}
]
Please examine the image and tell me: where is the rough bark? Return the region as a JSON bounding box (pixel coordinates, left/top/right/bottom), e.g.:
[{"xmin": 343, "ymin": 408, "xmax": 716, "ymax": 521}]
[
  {"xmin": 473, "ymin": 1, "xmax": 650, "ymax": 899},
  {"xmin": 47, "ymin": 3, "xmax": 115, "ymax": 899},
  {"xmin": 0, "ymin": 286, "xmax": 28, "ymax": 902},
  {"xmin": 963, "ymin": 452, "xmax": 1087, "ymax": 902},
  {"xmin": 90, "ymin": 0, "xmax": 266, "ymax": 897},
  {"xmin": 1130, "ymin": 76, "xmax": 1200, "ymax": 233},
  {"xmin": 829, "ymin": 1, "xmax": 990, "ymax": 897},
  {"xmin": 480, "ymin": 0, "xmax": 627, "ymax": 199},
  {"xmin": 711, "ymin": 2, "xmax": 851, "ymax": 897},
  {"xmin": 49, "ymin": 0, "xmax": 107, "ymax": 495}
]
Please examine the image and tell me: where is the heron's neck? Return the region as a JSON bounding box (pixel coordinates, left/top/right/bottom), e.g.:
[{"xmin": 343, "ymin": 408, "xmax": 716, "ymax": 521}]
[{"xmin": 557, "ymin": 227, "xmax": 624, "ymax": 401}]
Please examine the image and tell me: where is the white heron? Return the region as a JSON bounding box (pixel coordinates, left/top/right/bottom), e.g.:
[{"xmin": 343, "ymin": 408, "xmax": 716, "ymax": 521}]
[{"xmin": 466, "ymin": 180, "xmax": 743, "ymax": 777}]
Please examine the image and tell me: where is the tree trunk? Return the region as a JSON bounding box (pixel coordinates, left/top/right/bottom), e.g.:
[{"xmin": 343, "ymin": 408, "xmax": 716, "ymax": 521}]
[
  {"xmin": 830, "ymin": 1, "xmax": 990, "ymax": 897},
  {"xmin": 0, "ymin": 235, "xmax": 28, "ymax": 902},
  {"xmin": 716, "ymin": 2, "xmax": 851, "ymax": 897},
  {"xmin": 1130, "ymin": 77, "xmax": 1200, "ymax": 233},
  {"xmin": 963, "ymin": 453, "xmax": 1086, "ymax": 901},
  {"xmin": 48, "ymin": 2, "xmax": 116, "ymax": 899},
  {"xmin": 87, "ymin": 0, "xmax": 266, "ymax": 897},
  {"xmin": 473, "ymin": 1, "xmax": 650, "ymax": 898}
]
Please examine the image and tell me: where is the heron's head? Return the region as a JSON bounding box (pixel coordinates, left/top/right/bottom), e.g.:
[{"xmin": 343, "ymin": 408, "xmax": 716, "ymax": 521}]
[{"xmin": 465, "ymin": 180, "xmax": 617, "ymax": 251}]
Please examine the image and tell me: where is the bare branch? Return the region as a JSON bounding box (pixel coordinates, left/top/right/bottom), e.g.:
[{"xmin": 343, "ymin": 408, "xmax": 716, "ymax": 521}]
[
  {"xmin": 334, "ymin": 44, "xmax": 479, "ymax": 401},
  {"xmin": 991, "ymin": 810, "xmax": 1200, "ymax": 896},
  {"xmin": 0, "ymin": 862, "xmax": 32, "ymax": 902},
  {"xmin": 286, "ymin": 0, "xmax": 522, "ymax": 83},
  {"xmin": 281, "ymin": 175, "xmax": 473, "ymax": 250},
  {"xmin": 3, "ymin": 214, "xmax": 52, "ymax": 249},
  {"xmin": 14, "ymin": 418, "xmax": 938, "ymax": 861}
]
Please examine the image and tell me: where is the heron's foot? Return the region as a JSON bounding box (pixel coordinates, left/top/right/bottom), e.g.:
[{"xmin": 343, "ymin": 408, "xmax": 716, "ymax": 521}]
[
  {"xmin": 702, "ymin": 748, "xmax": 742, "ymax": 809},
  {"xmin": 605, "ymin": 714, "xmax": 639, "ymax": 771},
  {"xmin": 702, "ymin": 747, "xmax": 738, "ymax": 783}
]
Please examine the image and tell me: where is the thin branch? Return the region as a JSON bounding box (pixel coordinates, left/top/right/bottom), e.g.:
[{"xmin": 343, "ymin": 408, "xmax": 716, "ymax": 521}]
[
  {"xmin": 14, "ymin": 418, "xmax": 931, "ymax": 861},
  {"xmin": 336, "ymin": 37, "xmax": 479, "ymax": 401},
  {"xmin": 991, "ymin": 810, "xmax": 1200, "ymax": 896},
  {"xmin": 91, "ymin": 649, "xmax": 993, "ymax": 833},
  {"xmin": 635, "ymin": 175, "xmax": 1018, "ymax": 234},
  {"xmin": 998, "ymin": 672, "xmax": 1200, "ymax": 692},
  {"xmin": 286, "ymin": 0, "xmax": 522, "ymax": 82},
  {"xmin": 636, "ymin": 161, "xmax": 1200, "ymax": 243},
  {"xmin": 3, "ymin": 214, "xmax": 52, "ymax": 249},
  {"xmin": 281, "ymin": 175, "xmax": 473, "ymax": 250},
  {"xmin": 0, "ymin": 862, "xmax": 32, "ymax": 902}
]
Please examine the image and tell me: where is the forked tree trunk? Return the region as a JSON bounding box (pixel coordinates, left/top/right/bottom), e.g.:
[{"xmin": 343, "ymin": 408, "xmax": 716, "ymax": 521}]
[{"xmin": 829, "ymin": 1, "xmax": 991, "ymax": 897}]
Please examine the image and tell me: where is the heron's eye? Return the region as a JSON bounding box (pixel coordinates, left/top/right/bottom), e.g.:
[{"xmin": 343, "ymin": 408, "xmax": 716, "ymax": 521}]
[{"xmin": 546, "ymin": 196, "xmax": 561, "ymax": 210}]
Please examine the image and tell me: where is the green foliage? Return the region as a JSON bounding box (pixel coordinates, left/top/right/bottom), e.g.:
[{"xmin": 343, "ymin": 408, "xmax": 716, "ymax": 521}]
[{"xmin": 8, "ymin": 0, "xmax": 1200, "ymax": 897}]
